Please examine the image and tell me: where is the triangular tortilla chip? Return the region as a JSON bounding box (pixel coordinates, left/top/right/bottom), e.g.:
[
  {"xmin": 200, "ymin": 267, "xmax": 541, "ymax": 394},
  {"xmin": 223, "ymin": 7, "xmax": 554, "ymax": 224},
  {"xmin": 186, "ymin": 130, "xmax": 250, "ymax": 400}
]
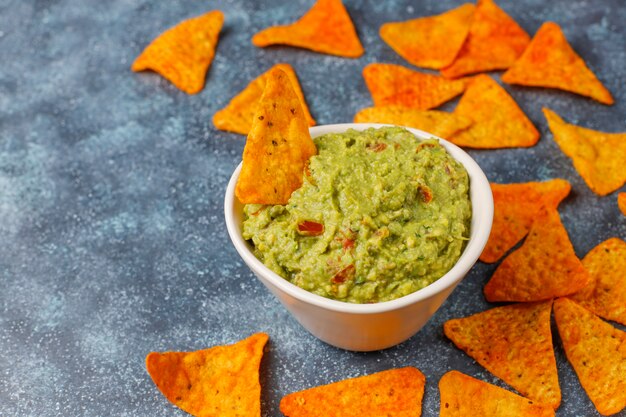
[
  {"xmin": 439, "ymin": 371, "xmax": 556, "ymax": 417},
  {"xmin": 444, "ymin": 301, "xmax": 561, "ymax": 408},
  {"xmin": 480, "ymin": 179, "xmax": 571, "ymax": 263},
  {"xmin": 554, "ymin": 298, "xmax": 626, "ymax": 416},
  {"xmin": 280, "ymin": 367, "xmax": 425, "ymax": 417},
  {"xmin": 353, "ymin": 106, "xmax": 473, "ymax": 139},
  {"xmin": 236, "ymin": 68, "xmax": 317, "ymax": 204},
  {"xmin": 362, "ymin": 63, "xmax": 468, "ymax": 110},
  {"xmin": 379, "ymin": 4, "xmax": 475, "ymax": 69},
  {"xmin": 619, "ymin": 193, "xmax": 626, "ymax": 216},
  {"xmin": 251, "ymin": 0, "xmax": 364, "ymax": 58},
  {"xmin": 502, "ymin": 22, "xmax": 614, "ymax": 105},
  {"xmin": 440, "ymin": 0, "xmax": 530, "ymax": 78},
  {"xmin": 450, "ymin": 74, "xmax": 539, "ymax": 148},
  {"xmin": 146, "ymin": 333, "xmax": 268, "ymax": 417},
  {"xmin": 543, "ymin": 108, "xmax": 626, "ymax": 196},
  {"xmin": 484, "ymin": 207, "xmax": 590, "ymax": 302},
  {"xmin": 132, "ymin": 11, "xmax": 223, "ymax": 94},
  {"xmin": 569, "ymin": 238, "xmax": 626, "ymax": 325},
  {"xmin": 213, "ymin": 63, "xmax": 315, "ymax": 135}
]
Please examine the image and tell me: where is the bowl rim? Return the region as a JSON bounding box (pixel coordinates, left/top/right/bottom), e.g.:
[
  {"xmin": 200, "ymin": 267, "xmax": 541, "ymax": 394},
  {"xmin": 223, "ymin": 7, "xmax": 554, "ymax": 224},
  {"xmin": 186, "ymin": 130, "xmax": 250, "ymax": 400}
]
[{"xmin": 225, "ymin": 123, "xmax": 493, "ymax": 314}]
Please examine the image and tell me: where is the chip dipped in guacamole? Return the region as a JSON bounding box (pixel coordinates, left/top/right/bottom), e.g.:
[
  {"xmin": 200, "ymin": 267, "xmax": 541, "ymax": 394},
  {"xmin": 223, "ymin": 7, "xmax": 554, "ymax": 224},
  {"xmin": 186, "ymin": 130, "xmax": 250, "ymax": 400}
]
[{"xmin": 243, "ymin": 127, "xmax": 471, "ymax": 304}]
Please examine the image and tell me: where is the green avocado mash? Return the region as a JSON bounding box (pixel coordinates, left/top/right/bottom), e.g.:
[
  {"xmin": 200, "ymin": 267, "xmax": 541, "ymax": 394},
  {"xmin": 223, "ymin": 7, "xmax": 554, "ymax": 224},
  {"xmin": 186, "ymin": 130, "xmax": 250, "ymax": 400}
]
[{"xmin": 242, "ymin": 127, "xmax": 471, "ymax": 303}]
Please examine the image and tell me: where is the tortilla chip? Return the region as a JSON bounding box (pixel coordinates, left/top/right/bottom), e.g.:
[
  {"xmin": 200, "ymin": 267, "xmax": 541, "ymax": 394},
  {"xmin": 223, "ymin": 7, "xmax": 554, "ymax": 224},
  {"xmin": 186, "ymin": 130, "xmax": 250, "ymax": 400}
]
[
  {"xmin": 480, "ymin": 179, "xmax": 571, "ymax": 263},
  {"xmin": 362, "ymin": 63, "xmax": 468, "ymax": 110},
  {"xmin": 449, "ymin": 74, "xmax": 539, "ymax": 148},
  {"xmin": 619, "ymin": 193, "xmax": 626, "ymax": 216},
  {"xmin": 484, "ymin": 207, "xmax": 590, "ymax": 302},
  {"xmin": 251, "ymin": 0, "xmax": 363, "ymax": 58},
  {"xmin": 439, "ymin": 371, "xmax": 556, "ymax": 417},
  {"xmin": 502, "ymin": 22, "xmax": 614, "ymax": 105},
  {"xmin": 440, "ymin": 0, "xmax": 530, "ymax": 79},
  {"xmin": 235, "ymin": 68, "xmax": 317, "ymax": 205},
  {"xmin": 379, "ymin": 4, "xmax": 475, "ymax": 69},
  {"xmin": 132, "ymin": 11, "xmax": 223, "ymax": 94},
  {"xmin": 543, "ymin": 108, "xmax": 626, "ymax": 196},
  {"xmin": 569, "ymin": 238, "xmax": 626, "ymax": 326},
  {"xmin": 444, "ymin": 301, "xmax": 560, "ymax": 408},
  {"xmin": 213, "ymin": 64, "xmax": 315, "ymax": 135},
  {"xmin": 280, "ymin": 367, "xmax": 425, "ymax": 417},
  {"xmin": 353, "ymin": 106, "xmax": 473, "ymax": 139},
  {"xmin": 145, "ymin": 333, "xmax": 268, "ymax": 417},
  {"xmin": 554, "ymin": 298, "xmax": 626, "ymax": 416}
]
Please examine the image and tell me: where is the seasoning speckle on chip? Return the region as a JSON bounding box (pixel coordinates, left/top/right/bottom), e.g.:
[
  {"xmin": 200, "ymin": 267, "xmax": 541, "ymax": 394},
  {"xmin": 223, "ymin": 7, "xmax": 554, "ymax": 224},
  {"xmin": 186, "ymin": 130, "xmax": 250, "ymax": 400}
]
[
  {"xmin": 543, "ymin": 108, "xmax": 626, "ymax": 196},
  {"xmin": 145, "ymin": 333, "xmax": 268, "ymax": 417},
  {"xmin": 213, "ymin": 63, "xmax": 315, "ymax": 135},
  {"xmin": 132, "ymin": 10, "xmax": 223, "ymax": 94},
  {"xmin": 236, "ymin": 68, "xmax": 317, "ymax": 205},
  {"xmin": 280, "ymin": 367, "xmax": 426, "ymax": 417},
  {"xmin": 480, "ymin": 179, "xmax": 571, "ymax": 263},
  {"xmin": 569, "ymin": 238, "xmax": 626, "ymax": 326},
  {"xmin": 450, "ymin": 74, "xmax": 539, "ymax": 148},
  {"xmin": 439, "ymin": 371, "xmax": 556, "ymax": 417},
  {"xmin": 353, "ymin": 106, "xmax": 473, "ymax": 139},
  {"xmin": 243, "ymin": 127, "xmax": 471, "ymax": 303},
  {"xmin": 440, "ymin": 0, "xmax": 530, "ymax": 79},
  {"xmin": 379, "ymin": 3, "xmax": 475, "ymax": 69},
  {"xmin": 444, "ymin": 301, "xmax": 561, "ymax": 409},
  {"xmin": 363, "ymin": 63, "xmax": 469, "ymax": 110},
  {"xmin": 502, "ymin": 22, "xmax": 614, "ymax": 105},
  {"xmin": 484, "ymin": 207, "xmax": 590, "ymax": 302},
  {"xmin": 252, "ymin": 0, "xmax": 364, "ymax": 58},
  {"xmin": 554, "ymin": 298, "xmax": 626, "ymax": 416}
]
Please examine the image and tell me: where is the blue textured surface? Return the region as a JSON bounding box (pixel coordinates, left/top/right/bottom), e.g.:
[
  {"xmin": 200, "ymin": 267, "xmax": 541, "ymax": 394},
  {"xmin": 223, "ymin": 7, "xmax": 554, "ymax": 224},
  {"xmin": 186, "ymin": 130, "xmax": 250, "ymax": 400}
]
[{"xmin": 1, "ymin": 0, "xmax": 625, "ymax": 416}]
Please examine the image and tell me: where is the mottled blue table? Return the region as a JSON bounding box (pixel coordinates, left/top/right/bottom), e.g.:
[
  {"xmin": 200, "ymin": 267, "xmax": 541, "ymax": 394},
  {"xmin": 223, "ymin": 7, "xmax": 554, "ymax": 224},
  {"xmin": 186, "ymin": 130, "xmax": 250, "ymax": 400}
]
[{"xmin": 1, "ymin": 0, "xmax": 625, "ymax": 416}]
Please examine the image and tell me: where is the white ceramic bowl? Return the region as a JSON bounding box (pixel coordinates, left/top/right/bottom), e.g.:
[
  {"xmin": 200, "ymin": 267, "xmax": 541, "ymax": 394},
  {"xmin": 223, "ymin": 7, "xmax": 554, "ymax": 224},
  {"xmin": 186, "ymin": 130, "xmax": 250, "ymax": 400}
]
[{"xmin": 225, "ymin": 123, "xmax": 493, "ymax": 351}]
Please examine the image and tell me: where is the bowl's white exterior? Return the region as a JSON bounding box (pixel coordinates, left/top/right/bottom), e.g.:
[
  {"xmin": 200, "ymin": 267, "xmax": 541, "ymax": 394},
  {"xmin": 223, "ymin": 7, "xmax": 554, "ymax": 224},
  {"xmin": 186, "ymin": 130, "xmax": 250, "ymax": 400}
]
[{"xmin": 225, "ymin": 124, "xmax": 493, "ymax": 351}]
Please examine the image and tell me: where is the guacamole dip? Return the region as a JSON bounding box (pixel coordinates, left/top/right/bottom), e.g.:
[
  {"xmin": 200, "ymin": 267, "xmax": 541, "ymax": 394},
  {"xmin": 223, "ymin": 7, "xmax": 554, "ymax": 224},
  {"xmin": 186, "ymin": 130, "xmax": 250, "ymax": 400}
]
[{"xmin": 242, "ymin": 127, "xmax": 471, "ymax": 303}]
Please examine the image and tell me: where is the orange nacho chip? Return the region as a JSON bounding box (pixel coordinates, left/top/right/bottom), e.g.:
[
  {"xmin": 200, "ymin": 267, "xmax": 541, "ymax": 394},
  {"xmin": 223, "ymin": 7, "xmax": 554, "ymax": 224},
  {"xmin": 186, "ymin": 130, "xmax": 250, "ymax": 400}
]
[
  {"xmin": 251, "ymin": 0, "xmax": 364, "ymax": 58},
  {"xmin": 543, "ymin": 108, "xmax": 626, "ymax": 196},
  {"xmin": 280, "ymin": 367, "xmax": 425, "ymax": 417},
  {"xmin": 362, "ymin": 63, "xmax": 468, "ymax": 110},
  {"xmin": 450, "ymin": 74, "xmax": 539, "ymax": 148},
  {"xmin": 484, "ymin": 207, "xmax": 590, "ymax": 302},
  {"xmin": 444, "ymin": 301, "xmax": 561, "ymax": 408},
  {"xmin": 145, "ymin": 333, "xmax": 268, "ymax": 417},
  {"xmin": 481, "ymin": 179, "xmax": 571, "ymax": 263},
  {"xmin": 619, "ymin": 193, "xmax": 626, "ymax": 216},
  {"xmin": 236, "ymin": 68, "xmax": 317, "ymax": 204},
  {"xmin": 554, "ymin": 298, "xmax": 626, "ymax": 416},
  {"xmin": 569, "ymin": 238, "xmax": 626, "ymax": 325},
  {"xmin": 353, "ymin": 106, "xmax": 473, "ymax": 139},
  {"xmin": 439, "ymin": 371, "xmax": 556, "ymax": 417},
  {"xmin": 379, "ymin": 3, "xmax": 475, "ymax": 69},
  {"xmin": 502, "ymin": 22, "xmax": 614, "ymax": 105},
  {"xmin": 440, "ymin": 0, "xmax": 530, "ymax": 79},
  {"xmin": 213, "ymin": 63, "xmax": 315, "ymax": 135},
  {"xmin": 132, "ymin": 11, "xmax": 223, "ymax": 94}
]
